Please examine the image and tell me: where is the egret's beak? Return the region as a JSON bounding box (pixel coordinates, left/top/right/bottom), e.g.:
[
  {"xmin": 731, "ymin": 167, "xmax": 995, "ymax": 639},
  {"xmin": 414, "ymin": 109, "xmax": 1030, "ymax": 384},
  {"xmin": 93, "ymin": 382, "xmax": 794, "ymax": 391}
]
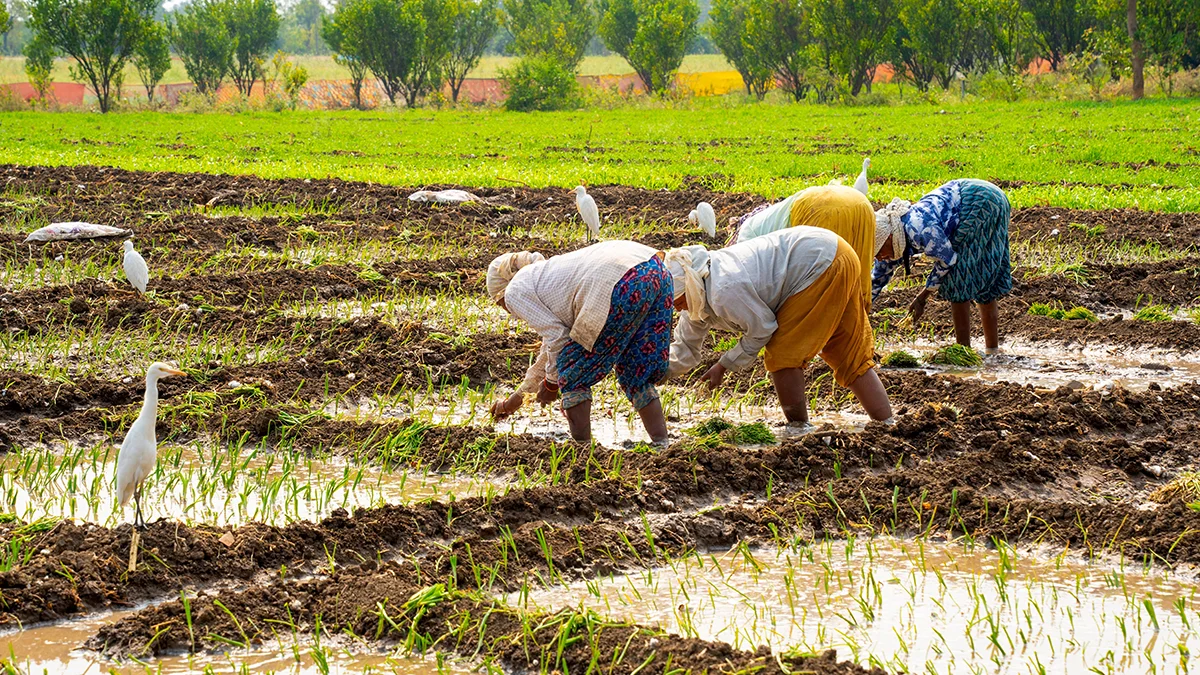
[{"xmin": 164, "ymin": 368, "xmax": 188, "ymax": 377}]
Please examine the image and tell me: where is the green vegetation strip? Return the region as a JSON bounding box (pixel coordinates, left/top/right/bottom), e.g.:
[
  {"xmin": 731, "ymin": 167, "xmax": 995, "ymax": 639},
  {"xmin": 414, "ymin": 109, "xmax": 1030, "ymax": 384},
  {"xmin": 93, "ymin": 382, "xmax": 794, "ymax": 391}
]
[{"xmin": 2, "ymin": 101, "xmax": 1199, "ymax": 210}]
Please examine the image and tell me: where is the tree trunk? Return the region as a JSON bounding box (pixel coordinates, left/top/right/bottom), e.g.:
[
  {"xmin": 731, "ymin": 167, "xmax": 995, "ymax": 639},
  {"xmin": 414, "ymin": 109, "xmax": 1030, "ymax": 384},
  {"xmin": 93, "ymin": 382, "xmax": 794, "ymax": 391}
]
[{"xmin": 1126, "ymin": 0, "xmax": 1144, "ymax": 100}]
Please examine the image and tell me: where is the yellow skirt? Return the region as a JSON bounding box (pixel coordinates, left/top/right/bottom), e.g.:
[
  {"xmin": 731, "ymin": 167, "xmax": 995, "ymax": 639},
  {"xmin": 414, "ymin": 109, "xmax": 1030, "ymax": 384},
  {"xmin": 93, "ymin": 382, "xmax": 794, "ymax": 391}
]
[
  {"xmin": 763, "ymin": 239, "xmax": 876, "ymax": 386},
  {"xmin": 788, "ymin": 185, "xmax": 876, "ymax": 307}
]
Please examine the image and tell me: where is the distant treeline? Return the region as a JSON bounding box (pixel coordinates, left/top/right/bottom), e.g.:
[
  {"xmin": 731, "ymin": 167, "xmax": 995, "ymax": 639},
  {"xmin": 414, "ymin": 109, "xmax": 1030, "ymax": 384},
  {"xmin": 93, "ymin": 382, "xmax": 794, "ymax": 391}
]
[{"xmin": 2, "ymin": 0, "xmax": 1197, "ymax": 112}]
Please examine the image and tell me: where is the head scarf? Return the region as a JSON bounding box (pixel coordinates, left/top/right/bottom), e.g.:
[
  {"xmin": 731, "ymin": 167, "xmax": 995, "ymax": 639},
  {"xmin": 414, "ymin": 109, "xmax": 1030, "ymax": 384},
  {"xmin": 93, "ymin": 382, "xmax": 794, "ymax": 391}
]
[
  {"xmin": 874, "ymin": 198, "xmax": 912, "ymax": 257},
  {"xmin": 664, "ymin": 246, "xmax": 711, "ymax": 321},
  {"xmin": 486, "ymin": 251, "xmax": 544, "ymax": 302}
]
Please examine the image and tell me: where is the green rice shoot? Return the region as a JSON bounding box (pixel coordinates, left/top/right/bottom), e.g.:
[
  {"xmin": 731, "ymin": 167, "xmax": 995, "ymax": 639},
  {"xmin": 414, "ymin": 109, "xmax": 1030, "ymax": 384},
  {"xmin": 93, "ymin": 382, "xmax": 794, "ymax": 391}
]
[{"xmin": 1132, "ymin": 304, "xmax": 1172, "ymax": 322}]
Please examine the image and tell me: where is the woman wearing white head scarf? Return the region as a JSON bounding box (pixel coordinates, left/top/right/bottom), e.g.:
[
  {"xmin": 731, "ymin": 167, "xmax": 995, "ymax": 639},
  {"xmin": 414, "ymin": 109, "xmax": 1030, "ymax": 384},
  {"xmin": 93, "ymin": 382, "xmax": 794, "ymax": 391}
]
[
  {"xmin": 486, "ymin": 241, "xmax": 673, "ymax": 443},
  {"xmin": 872, "ymin": 180, "xmax": 1012, "ymax": 352},
  {"xmin": 666, "ymin": 227, "xmax": 892, "ymax": 425}
]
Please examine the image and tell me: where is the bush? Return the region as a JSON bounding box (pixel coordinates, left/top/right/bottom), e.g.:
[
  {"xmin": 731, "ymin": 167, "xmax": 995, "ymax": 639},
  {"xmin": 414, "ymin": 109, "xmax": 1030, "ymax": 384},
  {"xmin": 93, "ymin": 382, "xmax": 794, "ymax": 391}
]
[{"xmin": 501, "ymin": 55, "xmax": 581, "ymax": 111}]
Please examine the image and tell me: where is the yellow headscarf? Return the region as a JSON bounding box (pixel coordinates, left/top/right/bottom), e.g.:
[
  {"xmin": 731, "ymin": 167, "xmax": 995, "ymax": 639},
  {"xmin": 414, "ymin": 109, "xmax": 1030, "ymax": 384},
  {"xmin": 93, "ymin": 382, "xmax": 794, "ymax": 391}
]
[{"xmin": 486, "ymin": 251, "xmax": 544, "ymax": 302}]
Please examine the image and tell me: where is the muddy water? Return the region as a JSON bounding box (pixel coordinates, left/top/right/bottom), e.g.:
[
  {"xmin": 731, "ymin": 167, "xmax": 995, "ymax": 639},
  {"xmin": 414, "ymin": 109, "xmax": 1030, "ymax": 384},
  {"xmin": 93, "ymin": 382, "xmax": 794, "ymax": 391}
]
[
  {"xmin": 0, "ymin": 442, "xmax": 504, "ymax": 528},
  {"xmin": 883, "ymin": 338, "xmax": 1200, "ymax": 391},
  {"xmin": 0, "ymin": 607, "xmax": 469, "ymax": 674},
  {"xmin": 513, "ymin": 537, "xmax": 1200, "ymax": 674}
]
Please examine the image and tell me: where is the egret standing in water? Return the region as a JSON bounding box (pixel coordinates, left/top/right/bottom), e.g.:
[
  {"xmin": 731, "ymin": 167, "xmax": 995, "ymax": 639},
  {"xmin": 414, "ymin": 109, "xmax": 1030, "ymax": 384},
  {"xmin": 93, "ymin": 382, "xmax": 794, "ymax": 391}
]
[
  {"xmin": 573, "ymin": 186, "xmax": 601, "ymax": 241},
  {"xmin": 117, "ymin": 362, "xmax": 186, "ymax": 568},
  {"xmin": 123, "ymin": 240, "xmax": 148, "ymax": 293},
  {"xmin": 689, "ymin": 202, "xmax": 717, "ymax": 238}
]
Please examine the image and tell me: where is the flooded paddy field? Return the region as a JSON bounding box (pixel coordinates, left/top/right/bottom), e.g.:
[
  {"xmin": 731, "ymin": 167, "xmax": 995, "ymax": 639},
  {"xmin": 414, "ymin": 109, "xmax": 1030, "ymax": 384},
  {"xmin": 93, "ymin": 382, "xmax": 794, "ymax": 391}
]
[{"xmin": 1, "ymin": 164, "xmax": 1199, "ymax": 674}]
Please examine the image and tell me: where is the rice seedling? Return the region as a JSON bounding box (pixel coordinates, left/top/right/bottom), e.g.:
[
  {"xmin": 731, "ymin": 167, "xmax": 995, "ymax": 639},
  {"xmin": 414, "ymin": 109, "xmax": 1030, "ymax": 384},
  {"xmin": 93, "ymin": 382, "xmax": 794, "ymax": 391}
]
[
  {"xmin": 926, "ymin": 344, "xmax": 984, "ymax": 367},
  {"xmin": 1132, "ymin": 303, "xmax": 1173, "ymax": 322},
  {"xmin": 881, "ymin": 350, "xmax": 920, "ymax": 368}
]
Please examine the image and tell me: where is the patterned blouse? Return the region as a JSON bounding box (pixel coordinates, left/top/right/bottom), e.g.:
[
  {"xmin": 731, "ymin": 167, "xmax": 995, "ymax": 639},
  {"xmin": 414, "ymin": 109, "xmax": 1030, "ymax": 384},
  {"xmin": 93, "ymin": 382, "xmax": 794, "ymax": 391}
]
[{"xmin": 871, "ymin": 180, "xmax": 962, "ymax": 301}]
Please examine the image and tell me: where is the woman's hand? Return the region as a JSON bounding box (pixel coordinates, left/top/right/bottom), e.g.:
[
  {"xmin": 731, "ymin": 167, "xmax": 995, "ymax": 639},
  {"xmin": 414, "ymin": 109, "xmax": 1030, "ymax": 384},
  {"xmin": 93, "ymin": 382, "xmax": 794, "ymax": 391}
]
[
  {"xmin": 537, "ymin": 381, "xmax": 560, "ymax": 406},
  {"xmin": 908, "ymin": 288, "xmax": 932, "ymax": 324},
  {"xmin": 490, "ymin": 392, "xmax": 524, "ymax": 421},
  {"xmin": 699, "ymin": 363, "xmax": 727, "ymax": 389}
]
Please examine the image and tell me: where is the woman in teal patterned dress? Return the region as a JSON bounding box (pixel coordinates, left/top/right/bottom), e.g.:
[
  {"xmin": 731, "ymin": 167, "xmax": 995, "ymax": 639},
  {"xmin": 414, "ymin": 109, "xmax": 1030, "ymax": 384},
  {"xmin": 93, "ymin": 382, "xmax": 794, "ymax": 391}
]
[{"xmin": 872, "ymin": 179, "xmax": 1012, "ymax": 352}]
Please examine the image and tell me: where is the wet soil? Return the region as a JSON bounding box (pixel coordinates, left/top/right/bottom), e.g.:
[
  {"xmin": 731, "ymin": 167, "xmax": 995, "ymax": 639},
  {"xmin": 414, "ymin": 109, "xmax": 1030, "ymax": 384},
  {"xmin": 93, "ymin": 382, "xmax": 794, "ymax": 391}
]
[{"xmin": 2, "ymin": 164, "xmax": 1200, "ymax": 674}]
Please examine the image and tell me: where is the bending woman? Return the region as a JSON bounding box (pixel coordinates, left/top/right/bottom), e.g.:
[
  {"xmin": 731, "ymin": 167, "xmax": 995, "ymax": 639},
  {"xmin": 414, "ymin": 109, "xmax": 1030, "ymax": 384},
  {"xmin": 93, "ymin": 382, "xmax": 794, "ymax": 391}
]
[
  {"xmin": 487, "ymin": 241, "xmax": 672, "ymax": 443},
  {"xmin": 666, "ymin": 226, "xmax": 892, "ymax": 425},
  {"xmin": 731, "ymin": 185, "xmax": 877, "ymax": 306},
  {"xmin": 873, "ymin": 179, "xmax": 1012, "ymax": 352}
]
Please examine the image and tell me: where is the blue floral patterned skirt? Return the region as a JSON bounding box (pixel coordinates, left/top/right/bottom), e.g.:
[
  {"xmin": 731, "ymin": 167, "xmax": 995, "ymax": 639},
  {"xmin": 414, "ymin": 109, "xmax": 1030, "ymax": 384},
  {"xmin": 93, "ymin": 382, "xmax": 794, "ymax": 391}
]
[
  {"xmin": 939, "ymin": 179, "xmax": 1013, "ymax": 305},
  {"xmin": 557, "ymin": 257, "xmax": 673, "ymax": 410}
]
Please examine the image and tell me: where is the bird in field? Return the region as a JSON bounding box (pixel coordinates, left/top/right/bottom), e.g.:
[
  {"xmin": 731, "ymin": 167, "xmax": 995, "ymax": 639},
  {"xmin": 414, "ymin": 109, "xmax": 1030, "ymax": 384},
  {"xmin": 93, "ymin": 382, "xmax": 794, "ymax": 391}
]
[
  {"xmin": 573, "ymin": 185, "xmax": 601, "ymax": 241},
  {"xmin": 688, "ymin": 202, "xmax": 717, "ymax": 238},
  {"xmin": 117, "ymin": 362, "xmax": 187, "ymax": 531},
  {"xmin": 854, "ymin": 157, "xmax": 870, "ymax": 197},
  {"xmin": 123, "ymin": 240, "xmax": 148, "ymax": 293}
]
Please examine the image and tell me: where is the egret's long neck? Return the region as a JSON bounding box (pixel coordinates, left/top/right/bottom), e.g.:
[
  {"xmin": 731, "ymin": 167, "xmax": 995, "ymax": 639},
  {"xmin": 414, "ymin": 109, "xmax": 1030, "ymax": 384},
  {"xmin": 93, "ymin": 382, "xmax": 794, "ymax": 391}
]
[{"xmin": 141, "ymin": 374, "xmax": 160, "ymax": 421}]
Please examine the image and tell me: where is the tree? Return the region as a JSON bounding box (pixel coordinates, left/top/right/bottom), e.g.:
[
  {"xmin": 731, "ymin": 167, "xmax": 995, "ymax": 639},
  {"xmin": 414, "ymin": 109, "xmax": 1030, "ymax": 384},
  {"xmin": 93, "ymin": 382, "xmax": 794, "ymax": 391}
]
[
  {"xmin": 225, "ymin": 0, "xmax": 279, "ymax": 96},
  {"xmin": 132, "ymin": 19, "xmax": 170, "ymax": 102},
  {"xmin": 1023, "ymin": 0, "xmax": 1094, "ymax": 70},
  {"xmin": 0, "ymin": 2, "xmax": 11, "ymax": 37},
  {"xmin": 23, "ymin": 32, "xmax": 54, "ymax": 100},
  {"xmin": 1137, "ymin": 0, "xmax": 1199, "ymax": 94},
  {"xmin": 599, "ymin": 0, "xmax": 699, "ymax": 94},
  {"xmin": 172, "ymin": 0, "xmax": 235, "ymax": 97},
  {"xmin": 707, "ymin": 0, "xmax": 772, "ymax": 98},
  {"xmin": 444, "ymin": 0, "xmax": 499, "ymax": 103},
  {"xmin": 28, "ymin": 0, "xmax": 156, "ymax": 112},
  {"xmin": 987, "ymin": 0, "xmax": 1038, "ymax": 80},
  {"xmin": 322, "ymin": 0, "xmax": 370, "ymax": 107},
  {"xmin": 890, "ymin": 0, "xmax": 988, "ymax": 90},
  {"xmin": 329, "ymin": 0, "xmax": 423, "ymax": 105},
  {"xmin": 811, "ymin": 0, "xmax": 898, "ymax": 96},
  {"xmin": 1126, "ymin": 0, "xmax": 1143, "ymax": 98},
  {"xmin": 746, "ymin": 0, "xmax": 821, "ymax": 101},
  {"xmin": 504, "ymin": 0, "xmax": 596, "ymax": 69},
  {"xmin": 279, "ymin": 0, "xmax": 327, "ymax": 54},
  {"xmin": 397, "ymin": 0, "xmax": 454, "ymax": 107}
]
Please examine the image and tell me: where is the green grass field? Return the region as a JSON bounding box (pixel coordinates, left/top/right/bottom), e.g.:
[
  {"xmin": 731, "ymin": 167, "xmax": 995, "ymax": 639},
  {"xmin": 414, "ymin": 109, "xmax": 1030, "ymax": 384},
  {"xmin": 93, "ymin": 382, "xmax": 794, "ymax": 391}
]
[
  {"xmin": 2, "ymin": 99, "xmax": 1197, "ymax": 210},
  {"xmin": 0, "ymin": 54, "xmax": 734, "ymax": 86}
]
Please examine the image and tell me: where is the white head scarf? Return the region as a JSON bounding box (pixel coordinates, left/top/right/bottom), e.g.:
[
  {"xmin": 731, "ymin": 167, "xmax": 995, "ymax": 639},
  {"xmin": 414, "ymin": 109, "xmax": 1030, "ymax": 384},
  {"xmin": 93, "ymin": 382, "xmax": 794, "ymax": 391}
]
[
  {"xmin": 664, "ymin": 245, "xmax": 711, "ymax": 321},
  {"xmin": 486, "ymin": 251, "xmax": 544, "ymax": 302},
  {"xmin": 874, "ymin": 198, "xmax": 912, "ymax": 257}
]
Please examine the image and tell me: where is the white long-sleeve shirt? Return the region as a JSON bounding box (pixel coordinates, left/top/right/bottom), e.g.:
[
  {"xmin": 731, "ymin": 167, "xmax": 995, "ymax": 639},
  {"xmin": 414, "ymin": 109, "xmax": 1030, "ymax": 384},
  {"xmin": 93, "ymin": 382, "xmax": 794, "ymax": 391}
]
[
  {"xmin": 668, "ymin": 227, "xmax": 838, "ymax": 377},
  {"xmin": 504, "ymin": 240, "xmax": 658, "ymax": 388}
]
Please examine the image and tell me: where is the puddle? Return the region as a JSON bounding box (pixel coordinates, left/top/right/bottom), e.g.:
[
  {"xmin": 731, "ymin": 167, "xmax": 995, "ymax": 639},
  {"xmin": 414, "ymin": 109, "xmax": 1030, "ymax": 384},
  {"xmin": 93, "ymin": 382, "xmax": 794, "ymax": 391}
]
[
  {"xmin": 0, "ymin": 607, "xmax": 470, "ymax": 674},
  {"xmin": 512, "ymin": 537, "xmax": 1200, "ymax": 674},
  {"xmin": 0, "ymin": 442, "xmax": 505, "ymax": 528},
  {"xmin": 883, "ymin": 338, "xmax": 1200, "ymax": 392},
  {"xmin": 328, "ymin": 386, "xmax": 870, "ymax": 450}
]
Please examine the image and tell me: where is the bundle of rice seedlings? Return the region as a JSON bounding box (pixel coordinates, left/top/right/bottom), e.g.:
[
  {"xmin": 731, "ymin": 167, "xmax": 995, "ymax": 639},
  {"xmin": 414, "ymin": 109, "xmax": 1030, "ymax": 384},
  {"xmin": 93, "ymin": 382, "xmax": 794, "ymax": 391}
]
[
  {"xmin": 926, "ymin": 344, "xmax": 983, "ymax": 367},
  {"xmin": 882, "ymin": 350, "xmax": 920, "ymax": 368}
]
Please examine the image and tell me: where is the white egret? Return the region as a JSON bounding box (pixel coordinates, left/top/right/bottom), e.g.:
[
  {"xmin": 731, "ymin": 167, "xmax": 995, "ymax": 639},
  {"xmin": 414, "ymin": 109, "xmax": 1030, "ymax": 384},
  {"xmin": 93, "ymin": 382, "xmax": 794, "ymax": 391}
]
[
  {"xmin": 573, "ymin": 186, "xmax": 601, "ymax": 241},
  {"xmin": 123, "ymin": 240, "xmax": 149, "ymax": 293},
  {"xmin": 854, "ymin": 157, "xmax": 871, "ymax": 196},
  {"xmin": 688, "ymin": 202, "xmax": 717, "ymax": 238},
  {"xmin": 117, "ymin": 361, "xmax": 186, "ymax": 531}
]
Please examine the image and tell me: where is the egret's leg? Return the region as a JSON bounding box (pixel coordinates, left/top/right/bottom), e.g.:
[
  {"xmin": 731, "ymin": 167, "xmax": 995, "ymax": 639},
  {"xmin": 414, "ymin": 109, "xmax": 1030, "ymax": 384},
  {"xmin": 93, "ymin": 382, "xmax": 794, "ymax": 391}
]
[{"xmin": 134, "ymin": 484, "xmax": 146, "ymax": 531}]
